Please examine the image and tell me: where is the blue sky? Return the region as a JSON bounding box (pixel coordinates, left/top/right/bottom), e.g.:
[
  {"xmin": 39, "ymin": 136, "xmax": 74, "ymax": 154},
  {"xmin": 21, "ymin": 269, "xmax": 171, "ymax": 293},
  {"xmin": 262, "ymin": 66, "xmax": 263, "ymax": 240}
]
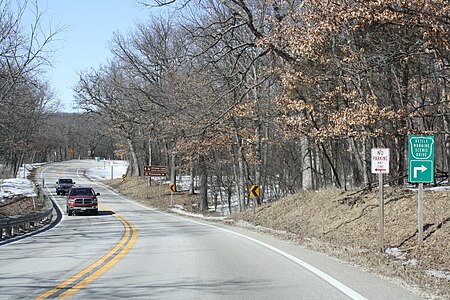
[{"xmin": 26, "ymin": 0, "xmax": 158, "ymax": 112}]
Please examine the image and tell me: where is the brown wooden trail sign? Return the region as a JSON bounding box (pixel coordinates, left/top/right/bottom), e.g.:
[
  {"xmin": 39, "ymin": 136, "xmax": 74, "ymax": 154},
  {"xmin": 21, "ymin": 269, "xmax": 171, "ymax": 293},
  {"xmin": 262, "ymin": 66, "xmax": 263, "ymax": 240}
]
[{"xmin": 144, "ymin": 165, "xmax": 167, "ymax": 177}]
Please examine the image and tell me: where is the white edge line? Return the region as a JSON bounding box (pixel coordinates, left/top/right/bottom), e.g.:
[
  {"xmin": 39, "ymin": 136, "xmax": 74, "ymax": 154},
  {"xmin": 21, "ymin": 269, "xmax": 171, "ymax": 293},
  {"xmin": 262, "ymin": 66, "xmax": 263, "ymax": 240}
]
[
  {"xmin": 91, "ymin": 179, "xmax": 367, "ymax": 300},
  {"xmin": 2, "ymin": 166, "xmax": 65, "ymax": 246},
  {"xmin": 40, "ymin": 166, "xmax": 65, "ymax": 223}
]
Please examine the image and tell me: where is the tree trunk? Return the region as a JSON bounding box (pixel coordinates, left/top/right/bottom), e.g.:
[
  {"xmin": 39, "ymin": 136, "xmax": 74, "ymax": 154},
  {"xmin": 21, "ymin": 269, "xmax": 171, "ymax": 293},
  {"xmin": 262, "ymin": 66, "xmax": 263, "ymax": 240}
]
[
  {"xmin": 361, "ymin": 139, "xmax": 370, "ymax": 186},
  {"xmin": 170, "ymin": 151, "xmax": 176, "ymax": 186},
  {"xmin": 261, "ymin": 123, "xmax": 269, "ymax": 201},
  {"xmin": 238, "ymin": 157, "xmax": 246, "ymax": 209},
  {"xmin": 301, "ymin": 135, "xmax": 313, "ymax": 190},
  {"xmin": 232, "ymin": 117, "xmax": 246, "ymax": 211},
  {"xmin": 199, "ymin": 155, "xmax": 208, "ymax": 211},
  {"xmin": 396, "ymin": 135, "xmax": 406, "ymax": 186},
  {"xmin": 254, "ymin": 121, "xmax": 262, "ymax": 205},
  {"xmin": 148, "ymin": 136, "xmax": 152, "ymax": 165},
  {"xmin": 127, "ymin": 137, "xmax": 140, "ymax": 176},
  {"xmin": 227, "ymin": 185, "xmax": 232, "ymax": 215},
  {"xmin": 189, "ymin": 162, "xmax": 195, "ymax": 195},
  {"xmin": 349, "ymin": 138, "xmax": 367, "ymax": 187},
  {"xmin": 441, "ymin": 80, "xmax": 450, "ymax": 183},
  {"xmin": 321, "ymin": 142, "xmax": 342, "ymax": 188},
  {"xmin": 233, "ymin": 161, "xmax": 243, "ymax": 212}
]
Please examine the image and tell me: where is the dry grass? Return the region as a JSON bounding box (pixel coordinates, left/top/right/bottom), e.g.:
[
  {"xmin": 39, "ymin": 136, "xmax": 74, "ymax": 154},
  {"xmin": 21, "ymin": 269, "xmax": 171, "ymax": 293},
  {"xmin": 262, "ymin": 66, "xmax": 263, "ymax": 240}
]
[
  {"xmin": 0, "ymin": 196, "xmax": 44, "ymax": 217},
  {"xmin": 103, "ymin": 177, "xmax": 202, "ymax": 212}
]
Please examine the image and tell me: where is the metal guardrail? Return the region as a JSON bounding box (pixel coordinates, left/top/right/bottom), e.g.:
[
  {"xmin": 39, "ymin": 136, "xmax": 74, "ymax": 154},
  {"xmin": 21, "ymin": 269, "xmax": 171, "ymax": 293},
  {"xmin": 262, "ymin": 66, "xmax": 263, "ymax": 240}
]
[{"xmin": 0, "ymin": 185, "xmax": 53, "ymax": 241}]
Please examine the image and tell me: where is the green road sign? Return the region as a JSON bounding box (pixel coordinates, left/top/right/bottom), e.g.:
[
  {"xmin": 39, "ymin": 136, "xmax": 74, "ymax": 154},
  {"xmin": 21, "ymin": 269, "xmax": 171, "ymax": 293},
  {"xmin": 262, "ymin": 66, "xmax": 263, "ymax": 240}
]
[{"xmin": 408, "ymin": 136, "xmax": 434, "ymax": 183}]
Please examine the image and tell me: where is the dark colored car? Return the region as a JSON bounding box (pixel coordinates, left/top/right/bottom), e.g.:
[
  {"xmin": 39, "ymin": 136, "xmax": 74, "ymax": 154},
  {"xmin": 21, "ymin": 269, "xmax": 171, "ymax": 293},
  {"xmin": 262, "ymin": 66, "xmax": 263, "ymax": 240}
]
[
  {"xmin": 56, "ymin": 178, "xmax": 75, "ymax": 195},
  {"xmin": 66, "ymin": 187, "xmax": 99, "ymax": 216}
]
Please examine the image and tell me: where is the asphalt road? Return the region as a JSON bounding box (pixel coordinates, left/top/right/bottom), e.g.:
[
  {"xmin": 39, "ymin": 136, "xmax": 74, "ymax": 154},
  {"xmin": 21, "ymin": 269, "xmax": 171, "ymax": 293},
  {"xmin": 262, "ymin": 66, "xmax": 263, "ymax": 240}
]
[{"xmin": 0, "ymin": 160, "xmax": 424, "ymax": 299}]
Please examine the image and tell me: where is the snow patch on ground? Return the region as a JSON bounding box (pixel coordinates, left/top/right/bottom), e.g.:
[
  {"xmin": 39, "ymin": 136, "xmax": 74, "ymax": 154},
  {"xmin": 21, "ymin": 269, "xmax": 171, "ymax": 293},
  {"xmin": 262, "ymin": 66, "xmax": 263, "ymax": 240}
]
[
  {"xmin": 385, "ymin": 247, "xmax": 418, "ymax": 266},
  {"xmin": 235, "ymin": 219, "xmax": 264, "ymax": 229},
  {"xmin": 0, "ymin": 160, "xmax": 127, "ymax": 203},
  {"xmin": 0, "ymin": 178, "xmax": 36, "ymax": 201},
  {"xmin": 85, "ymin": 160, "xmax": 128, "ymax": 180},
  {"xmin": 403, "ymin": 259, "xmax": 418, "ymax": 266},
  {"xmin": 385, "ymin": 247, "xmax": 407, "ymax": 260},
  {"xmin": 234, "ymin": 219, "xmax": 296, "ymax": 238},
  {"xmin": 342, "ymin": 245, "xmax": 371, "ymax": 254},
  {"xmin": 169, "ymin": 206, "xmax": 227, "ymax": 221},
  {"xmin": 426, "ymin": 269, "xmax": 450, "ymax": 280},
  {"xmin": 0, "ymin": 163, "xmax": 43, "ymax": 201}
]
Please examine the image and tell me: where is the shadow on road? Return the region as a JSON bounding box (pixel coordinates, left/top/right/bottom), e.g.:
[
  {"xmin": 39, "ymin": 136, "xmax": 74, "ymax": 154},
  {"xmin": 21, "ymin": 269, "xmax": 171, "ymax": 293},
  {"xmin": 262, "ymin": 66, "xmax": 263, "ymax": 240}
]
[
  {"xmin": 70, "ymin": 210, "xmax": 115, "ymax": 217},
  {"xmin": 0, "ymin": 198, "xmax": 62, "ymax": 246}
]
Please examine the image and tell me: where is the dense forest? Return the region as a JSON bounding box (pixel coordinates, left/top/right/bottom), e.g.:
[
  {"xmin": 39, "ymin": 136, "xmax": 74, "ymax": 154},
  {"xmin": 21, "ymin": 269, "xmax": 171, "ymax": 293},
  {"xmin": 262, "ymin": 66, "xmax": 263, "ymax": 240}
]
[{"xmin": 1, "ymin": 1, "xmax": 448, "ymax": 212}]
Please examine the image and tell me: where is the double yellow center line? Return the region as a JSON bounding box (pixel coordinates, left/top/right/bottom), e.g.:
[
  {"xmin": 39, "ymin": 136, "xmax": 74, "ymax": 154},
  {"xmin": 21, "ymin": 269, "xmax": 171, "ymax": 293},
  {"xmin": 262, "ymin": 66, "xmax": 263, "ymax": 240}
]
[{"xmin": 36, "ymin": 207, "xmax": 138, "ymax": 299}]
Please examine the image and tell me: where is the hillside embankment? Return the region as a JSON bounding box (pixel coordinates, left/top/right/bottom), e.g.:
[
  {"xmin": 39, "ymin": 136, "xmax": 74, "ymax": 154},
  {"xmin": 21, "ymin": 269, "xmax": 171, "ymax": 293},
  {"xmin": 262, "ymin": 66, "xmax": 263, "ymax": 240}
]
[{"xmin": 104, "ymin": 176, "xmax": 449, "ymax": 299}]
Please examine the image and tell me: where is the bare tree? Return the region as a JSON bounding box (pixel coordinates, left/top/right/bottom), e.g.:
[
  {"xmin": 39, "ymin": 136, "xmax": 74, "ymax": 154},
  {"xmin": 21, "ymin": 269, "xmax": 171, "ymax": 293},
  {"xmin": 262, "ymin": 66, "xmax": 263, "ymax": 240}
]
[{"xmin": 0, "ymin": 0, "xmax": 62, "ymax": 176}]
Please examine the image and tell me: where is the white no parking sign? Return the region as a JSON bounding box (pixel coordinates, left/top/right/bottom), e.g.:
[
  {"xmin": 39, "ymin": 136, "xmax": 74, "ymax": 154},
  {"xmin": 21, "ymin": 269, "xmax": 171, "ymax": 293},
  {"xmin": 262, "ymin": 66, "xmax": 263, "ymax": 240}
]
[{"xmin": 371, "ymin": 148, "xmax": 390, "ymax": 174}]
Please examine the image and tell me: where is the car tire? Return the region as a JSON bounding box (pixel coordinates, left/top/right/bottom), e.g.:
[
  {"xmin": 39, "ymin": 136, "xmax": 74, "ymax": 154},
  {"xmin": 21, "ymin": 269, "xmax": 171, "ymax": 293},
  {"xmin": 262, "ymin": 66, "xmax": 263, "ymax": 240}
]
[{"xmin": 67, "ymin": 209, "xmax": 72, "ymax": 216}]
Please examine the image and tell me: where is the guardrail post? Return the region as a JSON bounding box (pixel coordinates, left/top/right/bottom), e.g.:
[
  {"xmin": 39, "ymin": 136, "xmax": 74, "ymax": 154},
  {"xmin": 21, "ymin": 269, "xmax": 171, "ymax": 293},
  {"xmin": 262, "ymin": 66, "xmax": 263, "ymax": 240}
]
[{"xmin": 6, "ymin": 226, "xmax": 12, "ymax": 238}]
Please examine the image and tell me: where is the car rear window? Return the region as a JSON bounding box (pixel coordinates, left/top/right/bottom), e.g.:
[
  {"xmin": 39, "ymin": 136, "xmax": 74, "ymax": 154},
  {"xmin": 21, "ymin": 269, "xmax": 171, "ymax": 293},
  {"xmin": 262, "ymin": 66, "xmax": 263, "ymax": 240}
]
[
  {"xmin": 60, "ymin": 179, "xmax": 73, "ymax": 184},
  {"xmin": 70, "ymin": 188, "xmax": 94, "ymax": 196}
]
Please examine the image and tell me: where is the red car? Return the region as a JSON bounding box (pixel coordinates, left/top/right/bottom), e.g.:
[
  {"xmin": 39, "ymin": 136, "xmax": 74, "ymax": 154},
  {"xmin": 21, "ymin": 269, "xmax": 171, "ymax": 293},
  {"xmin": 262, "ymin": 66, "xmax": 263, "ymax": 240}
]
[{"xmin": 66, "ymin": 187, "xmax": 100, "ymax": 216}]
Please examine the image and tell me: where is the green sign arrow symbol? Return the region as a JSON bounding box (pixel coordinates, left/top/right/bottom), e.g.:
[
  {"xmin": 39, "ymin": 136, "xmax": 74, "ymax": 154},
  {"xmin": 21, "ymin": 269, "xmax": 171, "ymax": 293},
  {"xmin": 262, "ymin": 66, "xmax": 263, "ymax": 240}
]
[{"xmin": 413, "ymin": 165, "xmax": 427, "ymax": 178}]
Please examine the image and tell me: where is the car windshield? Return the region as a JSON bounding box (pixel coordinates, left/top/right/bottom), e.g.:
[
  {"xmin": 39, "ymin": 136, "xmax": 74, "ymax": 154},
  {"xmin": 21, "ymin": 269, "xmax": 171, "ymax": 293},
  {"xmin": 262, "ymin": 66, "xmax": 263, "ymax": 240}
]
[
  {"xmin": 59, "ymin": 179, "xmax": 73, "ymax": 184},
  {"xmin": 70, "ymin": 188, "xmax": 94, "ymax": 196}
]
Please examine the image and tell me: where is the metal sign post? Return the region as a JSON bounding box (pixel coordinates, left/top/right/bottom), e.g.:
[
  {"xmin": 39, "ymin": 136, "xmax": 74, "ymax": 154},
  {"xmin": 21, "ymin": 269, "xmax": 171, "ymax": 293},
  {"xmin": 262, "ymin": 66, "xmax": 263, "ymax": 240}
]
[
  {"xmin": 408, "ymin": 136, "xmax": 434, "ymax": 246},
  {"xmin": 378, "ymin": 173, "xmax": 384, "ymax": 252},
  {"xmin": 418, "ymin": 183, "xmax": 424, "ymax": 245},
  {"xmin": 250, "ymin": 185, "xmax": 261, "ymax": 214},
  {"xmin": 169, "ymin": 184, "xmax": 176, "ymax": 207},
  {"xmin": 159, "ymin": 178, "xmax": 163, "ymax": 200},
  {"xmin": 143, "ymin": 165, "xmax": 168, "ymax": 200},
  {"xmin": 371, "ymin": 148, "xmax": 389, "ymax": 252}
]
